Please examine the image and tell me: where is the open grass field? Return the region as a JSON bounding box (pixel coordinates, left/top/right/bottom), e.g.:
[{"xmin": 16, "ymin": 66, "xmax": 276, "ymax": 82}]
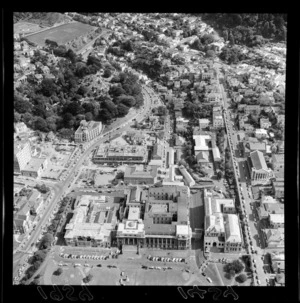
[
  {"xmin": 14, "ymin": 22, "xmax": 42, "ymax": 35},
  {"xmin": 25, "ymin": 22, "xmax": 96, "ymax": 46}
]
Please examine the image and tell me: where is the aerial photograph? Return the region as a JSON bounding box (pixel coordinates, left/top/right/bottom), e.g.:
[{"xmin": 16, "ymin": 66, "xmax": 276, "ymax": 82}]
[{"xmin": 13, "ymin": 12, "xmax": 286, "ymax": 287}]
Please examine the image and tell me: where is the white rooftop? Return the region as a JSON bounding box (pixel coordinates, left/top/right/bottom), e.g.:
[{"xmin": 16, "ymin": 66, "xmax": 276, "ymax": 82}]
[
  {"xmin": 176, "ymin": 224, "xmax": 189, "ymax": 236},
  {"xmin": 224, "ymin": 214, "xmax": 242, "ymax": 243}
]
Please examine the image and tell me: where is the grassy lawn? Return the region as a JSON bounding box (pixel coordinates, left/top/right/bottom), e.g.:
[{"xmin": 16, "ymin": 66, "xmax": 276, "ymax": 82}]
[{"xmin": 26, "ymin": 22, "xmax": 95, "ymax": 46}]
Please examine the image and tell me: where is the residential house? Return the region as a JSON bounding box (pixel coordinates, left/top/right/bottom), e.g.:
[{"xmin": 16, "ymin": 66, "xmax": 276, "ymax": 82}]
[
  {"xmin": 199, "ymin": 118, "xmax": 210, "ymax": 129},
  {"xmin": 260, "ymin": 118, "xmax": 271, "ymax": 129},
  {"xmin": 245, "ymin": 105, "xmax": 261, "ymax": 115},
  {"xmin": 255, "ymin": 129, "xmax": 268, "ymax": 139},
  {"xmin": 277, "ymin": 141, "xmax": 284, "ymax": 154}
]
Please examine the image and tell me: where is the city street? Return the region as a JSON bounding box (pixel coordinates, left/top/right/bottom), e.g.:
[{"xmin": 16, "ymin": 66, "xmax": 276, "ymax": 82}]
[
  {"xmin": 13, "ymin": 83, "xmax": 155, "ymax": 280},
  {"xmin": 222, "ymin": 82, "xmax": 268, "ymax": 286}
]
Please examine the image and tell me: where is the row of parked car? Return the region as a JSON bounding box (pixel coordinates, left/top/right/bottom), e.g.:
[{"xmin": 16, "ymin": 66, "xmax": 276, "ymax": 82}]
[
  {"xmin": 142, "ymin": 265, "xmax": 173, "ymax": 270},
  {"xmin": 59, "ymin": 253, "xmax": 109, "ymax": 260},
  {"xmin": 147, "ymin": 255, "xmax": 185, "ymax": 263}
]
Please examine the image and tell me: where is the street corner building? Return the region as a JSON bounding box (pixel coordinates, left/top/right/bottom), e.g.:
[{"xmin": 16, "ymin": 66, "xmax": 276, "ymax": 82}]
[
  {"xmin": 203, "ymin": 189, "xmax": 243, "ymax": 253},
  {"xmin": 74, "ymin": 120, "xmax": 102, "ymax": 143},
  {"xmin": 64, "ymin": 195, "xmax": 120, "ymax": 247}
]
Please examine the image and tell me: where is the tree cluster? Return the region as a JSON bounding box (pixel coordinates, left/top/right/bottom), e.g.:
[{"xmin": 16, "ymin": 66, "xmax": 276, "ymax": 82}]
[
  {"xmin": 202, "ymin": 14, "xmax": 287, "ymax": 46},
  {"xmin": 219, "ymin": 46, "xmax": 246, "ymax": 64},
  {"xmin": 35, "ymin": 183, "xmax": 50, "ymax": 194},
  {"xmin": 224, "ymin": 259, "xmax": 245, "ymax": 276},
  {"xmin": 39, "ymin": 233, "xmax": 54, "ymax": 250}
]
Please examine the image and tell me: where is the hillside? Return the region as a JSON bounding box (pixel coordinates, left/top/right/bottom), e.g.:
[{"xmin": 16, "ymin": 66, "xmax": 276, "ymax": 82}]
[
  {"xmin": 13, "ymin": 12, "xmax": 71, "ymax": 27},
  {"xmin": 200, "ymin": 14, "xmax": 287, "ymax": 47}
]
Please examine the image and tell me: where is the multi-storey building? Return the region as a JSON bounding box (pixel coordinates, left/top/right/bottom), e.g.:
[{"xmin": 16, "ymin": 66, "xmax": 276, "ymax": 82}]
[
  {"xmin": 14, "ymin": 139, "xmax": 31, "ymax": 174},
  {"xmin": 124, "ymin": 165, "xmax": 158, "ymax": 185},
  {"xmin": 64, "ymin": 195, "xmax": 118, "ymax": 247},
  {"xmin": 116, "ymin": 186, "xmax": 191, "ymax": 250},
  {"xmin": 247, "ymin": 150, "xmax": 275, "ymax": 185},
  {"xmin": 93, "ymin": 144, "xmax": 148, "ymax": 165},
  {"xmin": 74, "ymin": 120, "xmax": 102, "ymax": 143},
  {"xmin": 204, "ymin": 190, "xmax": 242, "ymax": 253}
]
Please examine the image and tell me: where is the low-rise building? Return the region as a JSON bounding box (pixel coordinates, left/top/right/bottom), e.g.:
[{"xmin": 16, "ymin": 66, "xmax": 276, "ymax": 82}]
[
  {"xmin": 211, "ymin": 141, "xmax": 221, "ymax": 163},
  {"xmin": 212, "ymin": 110, "xmax": 224, "ymax": 128},
  {"xmin": 124, "ymin": 165, "xmax": 158, "ymax": 185},
  {"xmin": 93, "ymin": 144, "xmax": 148, "ymax": 165},
  {"xmin": 199, "ymin": 118, "xmax": 210, "ymax": 129},
  {"xmin": 260, "ymin": 118, "xmax": 271, "ymax": 129},
  {"xmin": 14, "ymin": 122, "xmax": 28, "ymax": 134},
  {"xmin": 257, "ymin": 202, "xmax": 284, "ymax": 220},
  {"xmin": 270, "ymin": 252, "xmax": 285, "ymax": 273},
  {"xmin": 245, "ymin": 105, "xmax": 261, "ymax": 115},
  {"xmin": 263, "ymin": 228, "xmax": 284, "ymax": 249},
  {"xmin": 178, "ymin": 165, "xmax": 195, "ymax": 187},
  {"xmin": 21, "ymin": 157, "xmax": 48, "ymax": 178},
  {"xmin": 255, "ymin": 128, "xmax": 268, "ymax": 139},
  {"xmin": 152, "ymin": 144, "xmax": 163, "ymax": 160},
  {"xmin": 268, "ymin": 213, "xmax": 284, "ymax": 229},
  {"xmin": 272, "ymin": 179, "xmax": 284, "ymax": 199},
  {"xmin": 14, "ymin": 202, "xmax": 32, "ymax": 234}
]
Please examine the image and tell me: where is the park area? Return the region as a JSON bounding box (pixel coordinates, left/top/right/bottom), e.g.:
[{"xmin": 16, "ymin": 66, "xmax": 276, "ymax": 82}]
[
  {"xmin": 25, "ymin": 22, "xmax": 96, "ymax": 46},
  {"xmin": 204, "ymin": 259, "xmax": 252, "ymax": 286}
]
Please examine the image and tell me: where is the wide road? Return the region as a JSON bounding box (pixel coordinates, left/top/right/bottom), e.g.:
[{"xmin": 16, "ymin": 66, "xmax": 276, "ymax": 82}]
[
  {"xmin": 13, "ymin": 83, "xmax": 155, "ymax": 280},
  {"xmin": 222, "ymin": 76, "xmax": 268, "ymax": 286}
]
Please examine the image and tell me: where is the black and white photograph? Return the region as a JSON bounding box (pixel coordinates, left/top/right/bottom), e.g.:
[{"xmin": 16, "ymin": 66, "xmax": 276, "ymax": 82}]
[{"xmin": 4, "ymin": 10, "xmax": 298, "ymax": 302}]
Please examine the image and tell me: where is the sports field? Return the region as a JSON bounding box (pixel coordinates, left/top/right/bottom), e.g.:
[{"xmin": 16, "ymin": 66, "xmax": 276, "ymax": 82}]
[
  {"xmin": 14, "ymin": 22, "xmax": 42, "ymax": 35},
  {"xmin": 25, "ymin": 22, "xmax": 96, "ymax": 46}
]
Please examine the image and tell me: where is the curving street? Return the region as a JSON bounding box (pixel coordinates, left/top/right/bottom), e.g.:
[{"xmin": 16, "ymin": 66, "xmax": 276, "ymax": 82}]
[{"xmin": 13, "ymin": 83, "xmax": 155, "ymax": 279}]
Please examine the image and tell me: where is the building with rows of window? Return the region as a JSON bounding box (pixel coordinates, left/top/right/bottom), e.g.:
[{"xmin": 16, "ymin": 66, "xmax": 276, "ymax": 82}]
[
  {"xmin": 74, "ymin": 120, "xmax": 102, "ymax": 143},
  {"xmin": 203, "ymin": 189, "xmax": 242, "ymax": 253},
  {"xmin": 116, "ymin": 186, "xmax": 192, "ymax": 250}
]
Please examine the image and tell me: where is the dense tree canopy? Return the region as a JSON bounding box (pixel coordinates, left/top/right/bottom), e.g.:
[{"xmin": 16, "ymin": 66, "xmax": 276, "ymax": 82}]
[{"xmin": 201, "ymin": 13, "xmax": 287, "ymax": 46}]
